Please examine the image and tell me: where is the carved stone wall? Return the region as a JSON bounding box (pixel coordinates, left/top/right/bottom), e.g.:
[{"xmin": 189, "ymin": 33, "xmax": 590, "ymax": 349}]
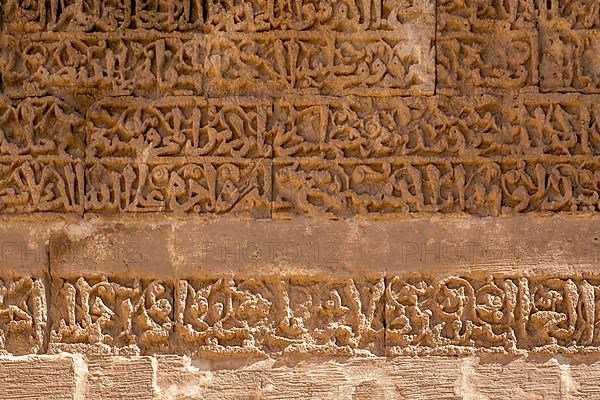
[{"xmin": 0, "ymin": 0, "xmax": 600, "ymax": 399}]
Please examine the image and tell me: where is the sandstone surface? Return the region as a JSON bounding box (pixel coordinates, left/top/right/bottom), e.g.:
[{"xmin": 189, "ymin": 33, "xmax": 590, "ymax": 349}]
[{"xmin": 0, "ymin": 0, "xmax": 599, "ymax": 398}]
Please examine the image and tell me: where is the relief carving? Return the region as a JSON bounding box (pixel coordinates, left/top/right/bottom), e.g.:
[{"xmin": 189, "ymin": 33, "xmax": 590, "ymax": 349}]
[
  {"xmin": 272, "ymin": 95, "xmax": 507, "ymax": 158},
  {"xmin": 274, "ymin": 159, "xmax": 600, "ymax": 217},
  {"xmin": 273, "ymin": 160, "xmax": 502, "ymax": 217},
  {"xmin": 438, "ymin": 0, "xmax": 536, "ymax": 32},
  {"xmin": 0, "ymin": 277, "xmax": 46, "ymax": 355},
  {"xmin": 272, "ymin": 94, "xmax": 600, "ymax": 159},
  {"xmin": 2, "ymin": 0, "xmax": 432, "ymax": 33},
  {"xmin": 205, "ymin": 31, "xmax": 434, "ymax": 97},
  {"xmin": 0, "ymin": 96, "xmax": 86, "ymax": 158},
  {"xmin": 2, "ymin": 0, "xmax": 203, "ymax": 32},
  {"xmin": 0, "ymin": 30, "xmax": 434, "ymax": 97},
  {"xmin": 540, "ymin": 0, "xmax": 600, "ymax": 30},
  {"xmin": 49, "ymin": 277, "xmax": 174, "ymax": 354},
  {"xmin": 205, "ymin": 0, "xmax": 433, "ymax": 32},
  {"xmin": 386, "ymin": 274, "xmax": 600, "ymax": 354},
  {"xmin": 14, "ymin": 273, "xmax": 600, "ymax": 356},
  {"xmin": 0, "ymin": 34, "xmax": 205, "ymax": 96},
  {"xmin": 85, "ymin": 159, "xmax": 271, "ymax": 215},
  {"xmin": 0, "ymin": 160, "xmax": 85, "ymax": 213},
  {"xmin": 1, "ymin": 0, "xmax": 600, "ymax": 373},
  {"xmin": 50, "ymin": 275, "xmax": 384, "ymax": 356},
  {"xmin": 540, "ymin": 29, "xmax": 600, "ymax": 93},
  {"xmin": 437, "ymin": 28, "xmax": 538, "ymax": 94},
  {"xmin": 87, "ymin": 97, "xmax": 272, "ymax": 159}
]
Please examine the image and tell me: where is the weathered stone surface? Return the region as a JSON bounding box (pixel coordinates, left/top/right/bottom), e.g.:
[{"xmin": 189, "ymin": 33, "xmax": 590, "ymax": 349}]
[
  {"xmin": 205, "ymin": 0, "xmax": 435, "ymax": 32},
  {"xmin": 540, "ymin": 1, "xmax": 600, "ymax": 30},
  {"xmin": 2, "ymin": 0, "xmax": 204, "ymax": 33},
  {"xmin": 84, "ymin": 158, "xmax": 272, "ymax": 215},
  {"xmin": 85, "ymin": 356, "xmax": 155, "ymax": 399},
  {"xmin": 437, "ymin": 2, "xmax": 538, "ymax": 95},
  {"xmin": 540, "ymin": 29, "xmax": 600, "ymax": 93},
  {"xmin": 2, "ymin": 0, "xmax": 600, "ymax": 396},
  {"xmin": 437, "ymin": 28, "xmax": 538, "ymax": 95},
  {"xmin": 154, "ymin": 355, "xmax": 572, "ymax": 399},
  {"xmin": 86, "ymin": 97, "xmax": 273, "ymax": 159},
  {"xmin": 43, "ymin": 215, "xmax": 600, "ymax": 279},
  {"xmin": 0, "ymin": 355, "xmax": 77, "ymax": 398},
  {"xmin": 0, "ymin": 31, "xmax": 434, "ymax": 98}
]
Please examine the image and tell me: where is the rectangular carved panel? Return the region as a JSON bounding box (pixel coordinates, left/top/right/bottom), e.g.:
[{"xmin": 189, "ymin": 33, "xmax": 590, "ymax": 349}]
[
  {"xmin": 386, "ymin": 274, "xmax": 600, "ymax": 354},
  {"xmin": 1, "ymin": 30, "xmax": 433, "ymax": 98},
  {"xmin": 273, "ymin": 159, "xmax": 502, "ymax": 217},
  {"xmin": 272, "ymin": 95, "xmax": 507, "ymax": 159},
  {"xmin": 540, "ymin": 29, "xmax": 600, "ymax": 93},
  {"xmin": 49, "ymin": 275, "xmax": 384, "ymax": 356},
  {"xmin": 204, "ymin": 30, "xmax": 434, "ymax": 97},
  {"xmin": 0, "ymin": 276, "xmax": 47, "ymax": 355},
  {"xmin": 0, "ymin": 34, "xmax": 205, "ymax": 97},
  {"xmin": 0, "ymin": 159, "xmax": 84, "ymax": 213},
  {"xmin": 85, "ymin": 158, "xmax": 271, "ymax": 216},
  {"xmin": 2, "ymin": 0, "xmax": 434, "ymax": 33},
  {"xmin": 205, "ymin": 0, "xmax": 434, "ymax": 32},
  {"xmin": 82, "ymin": 93, "xmax": 600, "ymax": 161},
  {"xmin": 273, "ymin": 158, "xmax": 600, "ymax": 217},
  {"xmin": 2, "ymin": 0, "xmax": 203, "ymax": 33},
  {"xmin": 49, "ymin": 277, "xmax": 174, "ymax": 355},
  {"xmin": 38, "ymin": 271, "xmax": 600, "ymax": 356},
  {"xmin": 272, "ymin": 94, "xmax": 600, "ymax": 158},
  {"xmin": 87, "ymin": 97, "xmax": 272, "ymax": 160},
  {"xmin": 437, "ymin": 28, "xmax": 538, "ymax": 95}
]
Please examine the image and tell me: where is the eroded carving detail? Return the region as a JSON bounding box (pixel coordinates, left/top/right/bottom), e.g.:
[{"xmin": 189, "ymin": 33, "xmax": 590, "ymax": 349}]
[
  {"xmin": 205, "ymin": 31, "xmax": 434, "ymax": 97},
  {"xmin": 0, "ymin": 277, "xmax": 46, "ymax": 355},
  {"xmin": 50, "ymin": 275, "xmax": 384, "ymax": 356},
  {"xmin": 437, "ymin": 28, "xmax": 538, "ymax": 94},
  {"xmin": 205, "ymin": 0, "xmax": 433, "ymax": 32},
  {"xmin": 2, "ymin": 0, "xmax": 203, "ymax": 33},
  {"xmin": 540, "ymin": 29, "xmax": 600, "ymax": 93},
  {"xmin": 438, "ymin": 0, "xmax": 536, "ymax": 32},
  {"xmin": 0, "ymin": 30, "xmax": 434, "ymax": 97},
  {"xmin": 49, "ymin": 277, "xmax": 174, "ymax": 354},
  {"xmin": 386, "ymin": 274, "xmax": 600, "ymax": 354},
  {"xmin": 85, "ymin": 159, "xmax": 271, "ymax": 215},
  {"xmin": 0, "ymin": 96, "xmax": 86, "ymax": 158},
  {"xmin": 87, "ymin": 97, "xmax": 272, "ymax": 159},
  {"xmin": 38, "ymin": 273, "xmax": 600, "ymax": 356},
  {"xmin": 273, "ymin": 159, "xmax": 600, "ymax": 217},
  {"xmin": 540, "ymin": 1, "xmax": 600, "ymax": 30},
  {"xmin": 272, "ymin": 94, "xmax": 600, "ymax": 158},
  {"xmin": 0, "ymin": 34, "xmax": 205, "ymax": 96},
  {"xmin": 0, "ymin": 159, "xmax": 85, "ymax": 213}
]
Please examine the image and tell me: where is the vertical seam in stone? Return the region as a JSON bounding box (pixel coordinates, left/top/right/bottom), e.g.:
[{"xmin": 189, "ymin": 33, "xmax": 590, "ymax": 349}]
[
  {"xmin": 534, "ymin": 0, "xmax": 546, "ymax": 93},
  {"xmin": 556, "ymin": 355, "xmax": 574, "ymax": 399},
  {"xmin": 151, "ymin": 356, "xmax": 161, "ymax": 400},
  {"xmin": 201, "ymin": 0, "xmax": 208, "ymax": 26},
  {"xmin": 382, "ymin": 275, "xmax": 389, "ymax": 357},
  {"xmin": 41, "ymin": 233, "xmax": 52, "ymax": 355},
  {"xmin": 433, "ymin": 0, "xmax": 438, "ymax": 96},
  {"xmin": 456, "ymin": 357, "xmax": 486, "ymax": 400},
  {"xmin": 72, "ymin": 354, "xmax": 89, "ymax": 400},
  {"xmin": 269, "ymin": 95, "xmax": 275, "ymax": 219}
]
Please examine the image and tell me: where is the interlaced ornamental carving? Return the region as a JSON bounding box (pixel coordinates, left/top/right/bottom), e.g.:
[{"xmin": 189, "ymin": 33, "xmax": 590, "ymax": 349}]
[
  {"xmin": 0, "ymin": 0, "xmax": 599, "ymax": 359},
  {"xmin": 1, "ymin": 274, "xmax": 600, "ymax": 355},
  {"xmin": 0, "ymin": 1, "xmax": 598, "ymax": 216}
]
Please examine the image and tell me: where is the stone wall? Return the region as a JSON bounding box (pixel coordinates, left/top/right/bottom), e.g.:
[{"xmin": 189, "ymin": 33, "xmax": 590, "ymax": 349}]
[{"xmin": 0, "ymin": 0, "xmax": 599, "ymax": 398}]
